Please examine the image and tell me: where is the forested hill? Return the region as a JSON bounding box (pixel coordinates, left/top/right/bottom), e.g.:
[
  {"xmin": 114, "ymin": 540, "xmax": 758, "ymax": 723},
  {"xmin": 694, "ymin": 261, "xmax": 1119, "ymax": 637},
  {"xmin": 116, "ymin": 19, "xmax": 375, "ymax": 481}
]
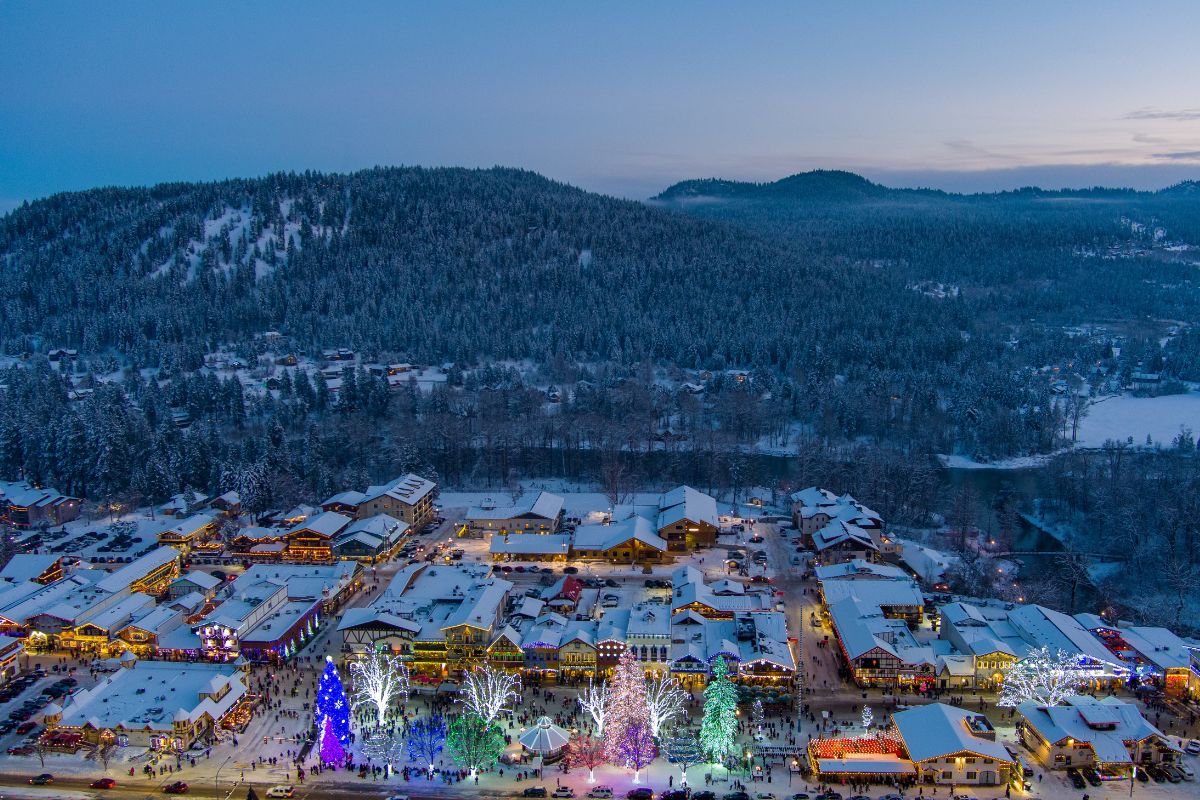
[
  {"xmin": 653, "ymin": 170, "xmax": 1200, "ymax": 329},
  {"xmin": 0, "ymin": 166, "xmax": 963, "ymax": 374}
]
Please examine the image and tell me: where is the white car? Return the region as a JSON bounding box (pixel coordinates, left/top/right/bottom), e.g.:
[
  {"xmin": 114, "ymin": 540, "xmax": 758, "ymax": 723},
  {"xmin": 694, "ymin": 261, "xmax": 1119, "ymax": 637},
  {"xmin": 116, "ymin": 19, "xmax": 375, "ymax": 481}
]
[
  {"xmin": 553, "ymin": 789, "xmax": 576, "ymax": 798},
  {"xmin": 587, "ymin": 788, "xmax": 613, "ymax": 799},
  {"xmin": 386, "ymin": 795, "xmax": 410, "ymax": 800},
  {"xmin": 1186, "ymin": 739, "xmax": 1200, "ymax": 755},
  {"xmin": 266, "ymin": 788, "xmax": 296, "ymax": 799},
  {"xmin": 1180, "ymin": 764, "xmax": 1196, "ymax": 781},
  {"xmin": 754, "ymin": 793, "xmax": 776, "ymax": 800}
]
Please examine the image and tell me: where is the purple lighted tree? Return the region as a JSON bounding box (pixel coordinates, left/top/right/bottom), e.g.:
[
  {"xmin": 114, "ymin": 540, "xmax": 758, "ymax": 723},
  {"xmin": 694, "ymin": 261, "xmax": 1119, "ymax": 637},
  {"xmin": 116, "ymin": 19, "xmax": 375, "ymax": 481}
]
[
  {"xmin": 319, "ymin": 714, "xmax": 345, "ymax": 764},
  {"xmin": 612, "ymin": 720, "xmax": 657, "ymax": 783}
]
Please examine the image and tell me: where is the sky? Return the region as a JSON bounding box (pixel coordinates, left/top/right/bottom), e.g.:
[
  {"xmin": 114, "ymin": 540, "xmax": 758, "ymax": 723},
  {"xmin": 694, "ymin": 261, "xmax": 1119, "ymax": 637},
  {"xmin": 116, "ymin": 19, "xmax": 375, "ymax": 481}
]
[{"xmin": 2, "ymin": 1, "xmax": 1200, "ymax": 212}]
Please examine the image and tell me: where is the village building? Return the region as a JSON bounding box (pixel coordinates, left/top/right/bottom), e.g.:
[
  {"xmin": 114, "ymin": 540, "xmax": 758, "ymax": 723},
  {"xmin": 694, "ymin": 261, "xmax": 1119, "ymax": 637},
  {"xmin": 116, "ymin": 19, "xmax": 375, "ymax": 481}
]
[
  {"xmin": 671, "ymin": 566, "xmax": 775, "ymax": 618},
  {"xmin": 1017, "ymin": 695, "xmax": 1182, "ymax": 773},
  {"xmin": 321, "ymin": 473, "xmax": 437, "ymax": 530},
  {"xmin": 49, "ymin": 659, "xmax": 250, "ymax": 751},
  {"xmin": 330, "ymin": 514, "xmax": 408, "ymax": 562},
  {"xmin": 338, "ymin": 563, "xmax": 511, "ymax": 678},
  {"xmin": 653, "ymin": 485, "xmax": 719, "ymax": 551},
  {"xmin": 94, "ymin": 546, "xmax": 182, "ymax": 596},
  {"xmin": 489, "ymin": 533, "xmax": 572, "ymax": 562},
  {"xmin": 0, "ymin": 553, "xmax": 64, "ymax": 585},
  {"xmin": 891, "ymin": 703, "xmax": 1014, "ymax": 786},
  {"xmin": 0, "ymin": 481, "xmax": 81, "ymax": 528},
  {"xmin": 166, "ymin": 571, "xmax": 223, "ymax": 600},
  {"xmin": 1076, "ymin": 615, "xmax": 1200, "ymax": 698},
  {"xmin": 282, "ymin": 511, "xmax": 352, "ymax": 561},
  {"xmin": 157, "ymin": 512, "xmax": 219, "ymax": 554},
  {"xmin": 571, "ymin": 515, "xmax": 669, "ymax": 563},
  {"xmin": 466, "ymin": 491, "xmax": 564, "ymax": 535}
]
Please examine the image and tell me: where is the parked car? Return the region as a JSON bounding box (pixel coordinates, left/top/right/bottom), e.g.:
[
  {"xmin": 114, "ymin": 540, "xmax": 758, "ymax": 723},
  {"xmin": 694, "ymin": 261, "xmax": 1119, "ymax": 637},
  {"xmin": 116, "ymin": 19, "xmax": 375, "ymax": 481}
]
[
  {"xmin": 1066, "ymin": 768, "xmax": 1086, "ymax": 789},
  {"xmin": 15, "ymin": 721, "xmax": 38, "ymax": 735},
  {"xmin": 1179, "ymin": 764, "xmax": 1195, "ymax": 781},
  {"xmin": 1186, "ymin": 739, "xmax": 1200, "ymax": 755},
  {"xmin": 553, "ymin": 789, "xmax": 576, "ymax": 799},
  {"xmin": 266, "ymin": 787, "xmax": 296, "ymax": 798},
  {"xmin": 661, "ymin": 792, "xmax": 690, "ymax": 800},
  {"xmin": 586, "ymin": 787, "xmax": 613, "ymax": 799},
  {"xmin": 1147, "ymin": 765, "xmax": 1170, "ymax": 782},
  {"xmin": 29, "ymin": 774, "xmax": 54, "ymax": 785},
  {"xmin": 1081, "ymin": 767, "xmax": 1102, "ymax": 786},
  {"xmin": 627, "ymin": 790, "xmax": 654, "ymax": 800},
  {"xmin": 722, "ymin": 793, "xmax": 749, "ymax": 800},
  {"xmin": 1163, "ymin": 765, "xmax": 1185, "ymax": 783},
  {"xmin": 523, "ymin": 788, "xmax": 548, "ymax": 798},
  {"xmin": 91, "ymin": 778, "xmax": 118, "ymax": 789},
  {"xmin": 7, "ymin": 745, "xmax": 33, "ymax": 755},
  {"xmin": 691, "ymin": 792, "xmax": 715, "ymax": 800},
  {"xmin": 164, "ymin": 781, "xmax": 190, "ymax": 794}
]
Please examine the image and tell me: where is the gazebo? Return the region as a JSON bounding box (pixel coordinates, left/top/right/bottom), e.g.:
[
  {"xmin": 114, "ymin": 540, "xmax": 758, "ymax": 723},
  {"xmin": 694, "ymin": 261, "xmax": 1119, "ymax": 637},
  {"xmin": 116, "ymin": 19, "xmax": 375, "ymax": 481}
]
[{"xmin": 519, "ymin": 716, "xmax": 570, "ymax": 756}]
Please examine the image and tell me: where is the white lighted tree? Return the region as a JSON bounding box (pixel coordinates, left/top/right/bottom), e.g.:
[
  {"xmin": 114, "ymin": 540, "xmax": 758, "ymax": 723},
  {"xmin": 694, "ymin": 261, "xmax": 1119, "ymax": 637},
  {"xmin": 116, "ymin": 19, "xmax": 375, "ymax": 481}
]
[
  {"xmin": 578, "ymin": 678, "xmax": 609, "ymax": 735},
  {"xmin": 349, "ymin": 651, "xmax": 410, "ymax": 726},
  {"xmin": 459, "ymin": 664, "xmax": 522, "ymax": 724},
  {"xmin": 997, "ymin": 646, "xmax": 1078, "ymax": 708},
  {"xmin": 646, "ymin": 673, "xmax": 688, "ymax": 739}
]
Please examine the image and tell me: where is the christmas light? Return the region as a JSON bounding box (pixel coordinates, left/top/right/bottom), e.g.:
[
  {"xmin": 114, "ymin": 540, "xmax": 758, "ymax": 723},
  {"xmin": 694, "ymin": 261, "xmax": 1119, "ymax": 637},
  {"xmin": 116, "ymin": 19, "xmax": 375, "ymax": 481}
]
[
  {"xmin": 578, "ymin": 677, "xmax": 608, "ymax": 735},
  {"xmin": 646, "ymin": 673, "xmax": 688, "ymax": 739},
  {"xmin": 604, "ymin": 649, "xmax": 648, "ymax": 765},
  {"xmin": 459, "ymin": 664, "xmax": 522, "ymax": 724},
  {"xmin": 319, "ymin": 714, "xmax": 345, "ymax": 764},
  {"xmin": 700, "ymin": 656, "xmax": 738, "ymax": 766},
  {"xmin": 407, "ymin": 714, "xmax": 446, "ymax": 775},
  {"xmin": 316, "ymin": 655, "xmax": 352, "ymax": 747},
  {"xmin": 349, "ymin": 651, "xmax": 410, "ymax": 727},
  {"xmin": 566, "ymin": 731, "xmax": 607, "ymax": 782},
  {"xmin": 447, "ymin": 712, "xmax": 506, "ymax": 780},
  {"xmin": 997, "ymin": 646, "xmax": 1077, "ymax": 708}
]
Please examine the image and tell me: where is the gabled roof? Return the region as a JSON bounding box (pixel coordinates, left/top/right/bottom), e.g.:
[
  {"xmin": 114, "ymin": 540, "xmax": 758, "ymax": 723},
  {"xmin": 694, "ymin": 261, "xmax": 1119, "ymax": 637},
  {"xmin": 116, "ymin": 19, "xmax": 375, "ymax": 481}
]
[
  {"xmin": 361, "ymin": 473, "xmax": 436, "ymax": 506},
  {"xmin": 1017, "ymin": 696, "xmax": 1175, "ymax": 764},
  {"xmin": 573, "ymin": 516, "xmax": 666, "ymax": 553},
  {"xmin": 469, "ymin": 491, "xmax": 564, "ymax": 522},
  {"xmin": 0, "ymin": 554, "xmax": 60, "ymax": 584},
  {"xmin": 95, "ymin": 547, "xmax": 180, "ymax": 593},
  {"xmin": 285, "ymin": 511, "xmax": 351, "ymax": 539},
  {"xmin": 657, "ymin": 485, "xmax": 718, "ymax": 529},
  {"xmin": 893, "ymin": 703, "xmax": 1012, "ymax": 763}
]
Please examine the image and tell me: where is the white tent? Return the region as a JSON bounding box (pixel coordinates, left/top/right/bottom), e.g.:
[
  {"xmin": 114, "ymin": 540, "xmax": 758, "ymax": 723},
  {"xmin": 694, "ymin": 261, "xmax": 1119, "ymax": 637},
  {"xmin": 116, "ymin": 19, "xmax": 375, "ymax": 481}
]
[{"xmin": 519, "ymin": 716, "xmax": 570, "ymax": 754}]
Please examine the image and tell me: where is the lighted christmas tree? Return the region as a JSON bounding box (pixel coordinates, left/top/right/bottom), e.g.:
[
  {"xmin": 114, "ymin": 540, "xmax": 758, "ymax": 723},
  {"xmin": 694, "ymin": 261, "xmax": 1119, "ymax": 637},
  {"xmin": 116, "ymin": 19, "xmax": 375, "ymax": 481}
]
[
  {"xmin": 566, "ymin": 731, "xmax": 607, "ymax": 782},
  {"xmin": 664, "ymin": 731, "xmax": 704, "ymax": 787},
  {"xmin": 446, "ymin": 712, "xmax": 505, "ymax": 780},
  {"xmin": 604, "ymin": 649, "xmax": 648, "ymax": 763},
  {"xmin": 316, "ymin": 655, "xmax": 352, "ymax": 746},
  {"xmin": 699, "ymin": 656, "xmax": 738, "ymax": 766},
  {"xmin": 612, "ymin": 719, "xmax": 657, "ymax": 783},
  {"xmin": 319, "ymin": 714, "xmax": 345, "ymax": 764},
  {"xmin": 407, "ymin": 713, "xmax": 447, "ymax": 775},
  {"xmin": 751, "ymin": 698, "xmax": 765, "ymax": 739}
]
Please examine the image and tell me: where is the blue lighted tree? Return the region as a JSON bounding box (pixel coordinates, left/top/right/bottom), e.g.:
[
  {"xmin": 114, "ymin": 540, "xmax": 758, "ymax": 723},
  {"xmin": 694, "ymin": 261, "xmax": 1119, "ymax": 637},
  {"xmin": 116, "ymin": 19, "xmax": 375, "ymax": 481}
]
[
  {"xmin": 407, "ymin": 713, "xmax": 447, "ymax": 775},
  {"xmin": 316, "ymin": 655, "xmax": 352, "ymax": 746}
]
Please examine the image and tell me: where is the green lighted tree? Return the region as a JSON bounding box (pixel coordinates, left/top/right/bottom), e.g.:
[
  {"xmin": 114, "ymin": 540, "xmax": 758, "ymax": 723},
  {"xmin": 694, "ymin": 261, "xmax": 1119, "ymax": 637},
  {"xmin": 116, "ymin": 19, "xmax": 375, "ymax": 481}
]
[
  {"xmin": 446, "ymin": 712, "xmax": 505, "ymax": 779},
  {"xmin": 699, "ymin": 656, "xmax": 738, "ymax": 765}
]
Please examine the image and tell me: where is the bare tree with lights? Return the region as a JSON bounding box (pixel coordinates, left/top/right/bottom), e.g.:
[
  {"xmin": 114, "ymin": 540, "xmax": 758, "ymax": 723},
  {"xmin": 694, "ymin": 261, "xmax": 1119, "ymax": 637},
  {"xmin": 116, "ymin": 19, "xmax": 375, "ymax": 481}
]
[
  {"xmin": 646, "ymin": 673, "xmax": 688, "ymax": 739},
  {"xmin": 349, "ymin": 651, "xmax": 410, "ymax": 726},
  {"xmin": 459, "ymin": 664, "xmax": 522, "ymax": 724},
  {"xmin": 997, "ymin": 646, "xmax": 1078, "ymax": 708},
  {"xmin": 578, "ymin": 677, "xmax": 609, "ymax": 735}
]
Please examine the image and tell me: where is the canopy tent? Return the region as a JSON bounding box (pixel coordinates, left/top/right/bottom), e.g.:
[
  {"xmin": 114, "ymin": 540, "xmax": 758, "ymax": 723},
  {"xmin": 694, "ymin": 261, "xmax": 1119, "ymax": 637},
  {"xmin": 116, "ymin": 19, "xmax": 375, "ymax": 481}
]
[{"xmin": 519, "ymin": 716, "xmax": 570, "ymax": 754}]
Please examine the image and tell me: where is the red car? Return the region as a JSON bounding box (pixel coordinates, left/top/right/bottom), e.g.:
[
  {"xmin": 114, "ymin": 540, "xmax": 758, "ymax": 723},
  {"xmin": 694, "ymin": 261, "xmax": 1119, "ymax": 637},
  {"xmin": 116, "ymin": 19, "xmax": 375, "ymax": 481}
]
[
  {"xmin": 91, "ymin": 777, "xmax": 118, "ymax": 789},
  {"xmin": 164, "ymin": 781, "xmax": 189, "ymax": 794},
  {"xmin": 7, "ymin": 745, "xmax": 33, "ymax": 756},
  {"xmin": 15, "ymin": 721, "xmax": 38, "ymax": 735}
]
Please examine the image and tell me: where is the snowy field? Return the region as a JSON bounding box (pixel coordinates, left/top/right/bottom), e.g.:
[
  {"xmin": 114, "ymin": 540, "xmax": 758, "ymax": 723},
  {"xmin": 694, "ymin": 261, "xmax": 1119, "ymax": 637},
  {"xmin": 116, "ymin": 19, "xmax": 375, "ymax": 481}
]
[{"xmin": 1076, "ymin": 392, "xmax": 1200, "ymax": 447}]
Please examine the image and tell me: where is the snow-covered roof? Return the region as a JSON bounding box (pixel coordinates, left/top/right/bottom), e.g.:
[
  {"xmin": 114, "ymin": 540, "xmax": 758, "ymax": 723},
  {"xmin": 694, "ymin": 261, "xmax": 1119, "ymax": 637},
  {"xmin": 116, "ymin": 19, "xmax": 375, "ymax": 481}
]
[
  {"xmin": 285, "ymin": 510, "xmax": 351, "ymax": 539},
  {"xmin": 814, "ymin": 560, "xmax": 908, "ymax": 582},
  {"xmin": 657, "ymin": 485, "xmax": 718, "ymax": 529},
  {"xmin": 892, "ymin": 703, "xmax": 1012, "ymax": 763},
  {"xmin": 489, "ymin": 534, "xmax": 572, "ymax": 555},
  {"xmin": 468, "ymin": 491, "xmax": 564, "ymax": 522},
  {"xmin": 95, "ymin": 547, "xmax": 180, "ymax": 594},
  {"xmin": 173, "ymin": 571, "xmax": 221, "ymax": 591},
  {"xmin": 162, "ymin": 512, "xmax": 217, "ymax": 540},
  {"xmin": 572, "ymin": 515, "xmax": 666, "ymax": 553},
  {"xmin": 1017, "ymin": 696, "xmax": 1175, "ymax": 764},
  {"xmin": 361, "ymin": 473, "xmax": 437, "ymax": 507},
  {"xmin": 322, "ymin": 490, "xmax": 366, "ymax": 508},
  {"xmin": 0, "ymin": 554, "xmax": 60, "ymax": 584},
  {"xmin": 58, "ymin": 661, "xmax": 246, "ymax": 733},
  {"xmin": 821, "ymin": 578, "xmax": 924, "ymax": 610}
]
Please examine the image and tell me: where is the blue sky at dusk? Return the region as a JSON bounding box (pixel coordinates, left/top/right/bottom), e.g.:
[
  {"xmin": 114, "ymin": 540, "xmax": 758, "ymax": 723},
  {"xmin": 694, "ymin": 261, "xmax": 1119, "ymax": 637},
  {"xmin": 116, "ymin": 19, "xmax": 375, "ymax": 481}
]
[{"xmin": 2, "ymin": 1, "xmax": 1199, "ymax": 211}]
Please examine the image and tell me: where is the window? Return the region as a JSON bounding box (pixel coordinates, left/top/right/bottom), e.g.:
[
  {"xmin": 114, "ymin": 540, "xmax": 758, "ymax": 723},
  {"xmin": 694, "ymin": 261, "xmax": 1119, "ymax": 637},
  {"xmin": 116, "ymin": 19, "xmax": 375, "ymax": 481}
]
[
  {"xmin": 941, "ymin": 771, "xmax": 951, "ymax": 780},
  {"xmin": 966, "ymin": 772, "xmax": 977, "ymax": 780}
]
